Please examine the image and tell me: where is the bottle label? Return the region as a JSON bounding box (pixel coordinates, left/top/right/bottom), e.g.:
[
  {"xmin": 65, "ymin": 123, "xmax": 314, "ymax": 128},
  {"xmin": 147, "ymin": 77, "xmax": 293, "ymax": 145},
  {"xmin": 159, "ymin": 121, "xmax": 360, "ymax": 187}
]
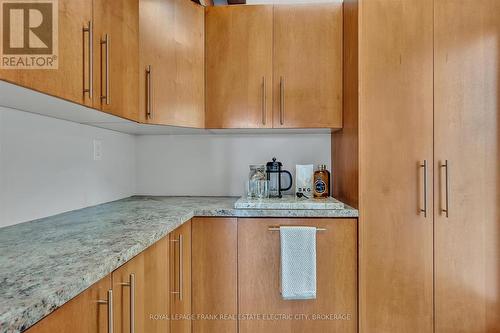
[{"xmin": 314, "ymin": 179, "xmax": 326, "ymax": 194}]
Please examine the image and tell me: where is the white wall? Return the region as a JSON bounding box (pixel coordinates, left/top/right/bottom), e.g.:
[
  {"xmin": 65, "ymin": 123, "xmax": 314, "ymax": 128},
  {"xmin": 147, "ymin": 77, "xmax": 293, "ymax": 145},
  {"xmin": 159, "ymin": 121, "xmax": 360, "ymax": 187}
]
[
  {"xmin": 0, "ymin": 107, "xmax": 136, "ymax": 228},
  {"xmin": 0, "ymin": 108, "xmax": 332, "ymax": 227},
  {"xmin": 135, "ymin": 134, "xmax": 331, "ymax": 196}
]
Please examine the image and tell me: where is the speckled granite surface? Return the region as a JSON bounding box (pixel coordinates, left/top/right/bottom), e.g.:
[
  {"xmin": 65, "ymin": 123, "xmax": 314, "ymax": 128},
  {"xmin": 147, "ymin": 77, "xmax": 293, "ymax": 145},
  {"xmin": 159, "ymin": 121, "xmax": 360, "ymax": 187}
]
[
  {"xmin": 0, "ymin": 196, "xmax": 357, "ymax": 333},
  {"xmin": 234, "ymin": 195, "xmax": 345, "ymax": 210}
]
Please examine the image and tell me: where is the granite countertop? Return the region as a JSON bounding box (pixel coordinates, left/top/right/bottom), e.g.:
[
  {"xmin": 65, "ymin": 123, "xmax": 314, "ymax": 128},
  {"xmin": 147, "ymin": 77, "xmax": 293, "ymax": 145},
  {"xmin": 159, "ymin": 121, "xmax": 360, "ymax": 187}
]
[{"xmin": 0, "ymin": 196, "xmax": 358, "ymax": 333}]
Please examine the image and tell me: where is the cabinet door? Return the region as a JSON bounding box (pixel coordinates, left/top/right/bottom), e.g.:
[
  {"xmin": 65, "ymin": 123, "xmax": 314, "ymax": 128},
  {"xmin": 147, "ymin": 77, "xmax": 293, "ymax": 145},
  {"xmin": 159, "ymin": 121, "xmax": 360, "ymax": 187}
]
[
  {"xmin": 273, "ymin": 3, "xmax": 342, "ymax": 128},
  {"xmin": 93, "ymin": 0, "xmax": 139, "ymax": 121},
  {"xmin": 192, "ymin": 218, "xmax": 238, "ymax": 333},
  {"xmin": 0, "ymin": 0, "xmax": 92, "ymax": 107},
  {"xmin": 358, "ymin": 0, "xmax": 434, "ymax": 332},
  {"xmin": 113, "ymin": 252, "xmax": 145, "ymax": 333},
  {"xmin": 205, "ymin": 5, "xmax": 273, "ymax": 128},
  {"xmin": 170, "ymin": 220, "xmax": 192, "ymax": 333},
  {"xmin": 140, "ymin": 0, "xmax": 204, "ymax": 127},
  {"xmin": 434, "ymin": 0, "xmax": 500, "ymax": 331},
  {"xmin": 26, "ymin": 275, "xmax": 112, "ymax": 333},
  {"xmin": 238, "ymin": 218, "xmax": 357, "ymax": 333},
  {"xmin": 144, "ymin": 236, "xmax": 170, "ymax": 333}
]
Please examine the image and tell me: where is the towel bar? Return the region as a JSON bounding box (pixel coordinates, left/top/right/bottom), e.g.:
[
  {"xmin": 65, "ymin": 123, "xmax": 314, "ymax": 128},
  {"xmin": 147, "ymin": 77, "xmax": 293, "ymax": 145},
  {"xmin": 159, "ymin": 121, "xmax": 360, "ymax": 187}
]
[{"xmin": 268, "ymin": 226, "xmax": 326, "ymax": 232}]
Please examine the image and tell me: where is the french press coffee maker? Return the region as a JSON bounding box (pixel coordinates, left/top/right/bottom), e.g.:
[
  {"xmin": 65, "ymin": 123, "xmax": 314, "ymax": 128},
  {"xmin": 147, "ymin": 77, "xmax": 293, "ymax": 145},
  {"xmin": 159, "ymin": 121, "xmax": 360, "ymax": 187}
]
[{"xmin": 266, "ymin": 157, "xmax": 293, "ymax": 198}]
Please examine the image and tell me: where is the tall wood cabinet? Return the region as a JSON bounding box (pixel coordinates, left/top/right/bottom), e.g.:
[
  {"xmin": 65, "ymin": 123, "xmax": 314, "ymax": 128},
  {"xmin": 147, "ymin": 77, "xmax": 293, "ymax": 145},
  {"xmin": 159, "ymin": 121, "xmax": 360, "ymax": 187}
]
[
  {"xmin": 93, "ymin": 0, "xmax": 139, "ymax": 121},
  {"xmin": 238, "ymin": 218, "xmax": 357, "ymax": 333},
  {"xmin": 192, "ymin": 218, "xmax": 238, "ymax": 333},
  {"xmin": 140, "ymin": 0, "xmax": 204, "ymax": 127},
  {"xmin": 205, "ymin": 3, "xmax": 342, "ymax": 129},
  {"xmin": 434, "ymin": 0, "xmax": 500, "ymax": 331},
  {"xmin": 170, "ymin": 220, "xmax": 192, "ymax": 333},
  {"xmin": 359, "ymin": 0, "xmax": 434, "ymax": 332},
  {"xmin": 0, "ymin": 0, "xmax": 93, "ymax": 107},
  {"xmin": 334, "ymin": 0, "xmax": 500, "ymax": 332}
]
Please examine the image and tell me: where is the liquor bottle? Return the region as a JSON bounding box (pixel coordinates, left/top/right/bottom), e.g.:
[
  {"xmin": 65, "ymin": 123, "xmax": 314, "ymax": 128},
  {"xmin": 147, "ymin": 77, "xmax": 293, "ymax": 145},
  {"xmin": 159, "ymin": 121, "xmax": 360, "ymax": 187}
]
[{"xmin": 313, "ymin": 164, "xmax": 330, "ymax": 198}]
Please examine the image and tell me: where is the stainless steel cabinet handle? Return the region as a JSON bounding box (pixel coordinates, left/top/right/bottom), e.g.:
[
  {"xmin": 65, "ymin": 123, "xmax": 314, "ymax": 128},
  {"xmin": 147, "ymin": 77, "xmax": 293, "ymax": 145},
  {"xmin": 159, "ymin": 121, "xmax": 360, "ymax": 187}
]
[
  {"xmin": 420, "ymin": 160, "xmax": 428, "ymax": 217},
  {"xmin": 82, "ymin": 21, "xmax": 93, "ymax": 98},
  {"xmin": 146, "ymin": 65, "xmax": 153, "ymax": 119},
  {"xmin": 279, "ymin": 76, "xmax": 285, "ymax": 125},
  {"xmin": 441, "ymin": 160, "xmax": 450, "ymax": 217},
  {"xmin": 170, "ymin": 234, "xmax": 183, "ymax": 301},
  {"xmin": 261, "ymin": 76, "xmax": 266, "ymax": 125},
  {"xmin": 98, "ymin": 289, "xmax": 113, "ymax": 333},
  {"xmin": 100, "ymin": 34, "xmax": 110, "ymax": 105},
  {"xmin": 120, "ymin": 274, "xmax": 135, "ymax": 333}
]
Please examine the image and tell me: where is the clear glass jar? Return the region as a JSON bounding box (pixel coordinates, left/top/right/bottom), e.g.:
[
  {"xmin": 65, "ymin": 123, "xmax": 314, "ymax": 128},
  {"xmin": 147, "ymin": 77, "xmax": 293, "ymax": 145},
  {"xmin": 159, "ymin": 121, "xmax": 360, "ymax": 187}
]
[{"xmin": 247, "ymin": 165, "xmax": 267, "ymax": 198}]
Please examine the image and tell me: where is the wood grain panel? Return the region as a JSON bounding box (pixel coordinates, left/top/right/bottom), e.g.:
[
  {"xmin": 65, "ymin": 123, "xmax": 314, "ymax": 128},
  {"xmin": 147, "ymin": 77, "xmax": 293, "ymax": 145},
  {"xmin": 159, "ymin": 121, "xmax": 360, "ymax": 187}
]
[
  {"xmin": 332, "ymin": 0, "xmax": 359, "ymax": 208},
  {"xmin": 273, "ymin": 3, "xmax": 342, "ymax": 129},
  {"xmin": 170, "ymin": 220, "xmax": 192, "ymax": 333},
  {"xmin": 26, "ymin": 275, "xmax": 111, "ymax": 333},
  {"xmin": 0, "ymin": 0, "xmax": 92, "ymax": 107},
  {"xmin": 192, "ymin": 217, "xmax": 238, "ymax": 333},
  {"xmin": 140, "ymin": 0, "xmax": 204, "ymax": 127},
  {"xmin": 93, "ymin": 0, "xmax": 139, "ymax": 121},
  {"xmin": 112, "ymin": 252, "xmax": 145, "ymax": 333},
  {"xmin": 434, "ymin": 0, "xmax": 500, "ymax": 331},
  {"xmin": 238, "ymin": 218, "xmax": 357, "ymax": 333},
  {"xmin": 205, "ymin": 5, "xmax": 273, "ymax": 128},
  {"xmin": 358, "ymin": 0, "xmax": 434, "ymax": 332},
  {"xmin": 139, "ymin": 0, "xmax": 175, "ymax": 123},
  {"xmin": 143, "ymin": 236, "xmax": 170, "ymax": 333}
]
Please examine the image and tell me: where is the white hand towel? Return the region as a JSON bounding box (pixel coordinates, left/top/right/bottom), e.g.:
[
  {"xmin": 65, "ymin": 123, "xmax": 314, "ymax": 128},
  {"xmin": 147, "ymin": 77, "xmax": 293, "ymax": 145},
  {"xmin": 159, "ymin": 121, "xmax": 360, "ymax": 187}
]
[{"xmin": 280, "ymin": 226, "xmax": 317, "ymax": 300}]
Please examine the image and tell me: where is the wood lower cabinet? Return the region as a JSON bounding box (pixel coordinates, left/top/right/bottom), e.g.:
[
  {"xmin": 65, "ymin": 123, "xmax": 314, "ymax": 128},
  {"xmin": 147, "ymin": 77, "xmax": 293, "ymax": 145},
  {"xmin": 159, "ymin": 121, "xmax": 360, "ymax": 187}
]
[
  {"xmin": 205, "ymin": 5, "xmax": 273, "ymax": 129},
  {"xmin": 140, "ymin": 0, "xmax": 204, "ymax": 127},
  {"xmin": 170, "ymin": 220, "xmax": 192, "ymax": 333},
  {"xmin": 26, "ymin": 275, "xmax": 112, "ymax": 333},
  {"xmin": 93, "ymin": 0, "xmax": 139, "ymax": 121},
  {"xmin": 238, "ymin": 218, "xmax": 357, "ymax": 333},
  {"xmin": 144, "ymin": 236, "xmax": 170, "ymax": 333},
  {"xmin": 273, "ymin": 4, "xmax": 342, "ymax": 128},
  {"xmin": 434, "ymin": 0, "xmax": 500, "ymax": 331},
  {"xmin": 113, "ymin": 251, "xmax": 145, "ymax": 333},
  {"xmin": 0, "ymin": 0, "xmax": 93, "ymax": 107},
  {"xmin": 112, "ymin": 235, "xmax": 170, "ymax": 333},
  {"xmin": 192, "ymin": 218, "xmax": 238, "ymax": 333}
]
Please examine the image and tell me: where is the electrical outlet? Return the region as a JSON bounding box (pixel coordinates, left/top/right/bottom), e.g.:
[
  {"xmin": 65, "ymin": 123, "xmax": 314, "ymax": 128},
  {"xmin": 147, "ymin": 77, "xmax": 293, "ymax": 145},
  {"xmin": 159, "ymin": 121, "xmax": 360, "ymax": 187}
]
[{"xmin": 93, "ymin": 140, "xmax": 102, "ymax": 161}]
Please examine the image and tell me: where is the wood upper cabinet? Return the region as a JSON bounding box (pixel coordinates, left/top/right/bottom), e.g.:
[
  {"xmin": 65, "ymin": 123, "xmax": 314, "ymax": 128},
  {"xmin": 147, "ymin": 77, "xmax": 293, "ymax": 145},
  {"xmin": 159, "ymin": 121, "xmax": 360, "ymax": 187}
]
[
  {"xmin": 170, "ymin": 220, "xmax": 192, "ymax": 333},
  {"xmin": 205, "ymin": 5, "xmax": 273, "ymax": 129},
  {"xmin": 358, "ymin": 0, "xmax": 434, "ymax": 332},
  {"xmin": 192, "ymin": 218, "xmax": 238, "ymax": 333},
  {"xmin": 205, "ymin": 3, "xmax": 341, "ymax": 129},
  {"xmin": 0, "ymin": 0, "xmax": 93, "ymax": 107},
  {"xmin": 140, "ymin": 0, "xmax": 204, "ymax": 127},
  {"xmin": 93, "ymin": 0, "xmax": 139, "ymax": 121},
  {"xmin": 434, "ymin": 0, "xmax": 500, "ymax": 331},
  {"xmin": 238, "ymin": 218, "xmax": 357, "ymax": 333},
  {"xmin": 273, "ymin": 4, "xmax": 342, "ymax": 128},
  {"xmin": 113, "ymin": 252, "xmax": 145, "ymax": 333},
  {"xmin": 26, "ymin": 275, "xmax": 112, "ymax": 333}
]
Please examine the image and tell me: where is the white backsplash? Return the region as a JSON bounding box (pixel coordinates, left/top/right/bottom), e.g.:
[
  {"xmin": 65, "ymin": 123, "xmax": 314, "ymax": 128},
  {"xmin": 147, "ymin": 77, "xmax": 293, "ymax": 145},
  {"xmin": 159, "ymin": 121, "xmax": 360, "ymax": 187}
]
[
  {"xmin": 135, "ymin": 133, "xmax": 331, "ymax": 197},
  {"xmin": 0, "ymin": 107, "xmax": 136, "ymax": 227}
]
